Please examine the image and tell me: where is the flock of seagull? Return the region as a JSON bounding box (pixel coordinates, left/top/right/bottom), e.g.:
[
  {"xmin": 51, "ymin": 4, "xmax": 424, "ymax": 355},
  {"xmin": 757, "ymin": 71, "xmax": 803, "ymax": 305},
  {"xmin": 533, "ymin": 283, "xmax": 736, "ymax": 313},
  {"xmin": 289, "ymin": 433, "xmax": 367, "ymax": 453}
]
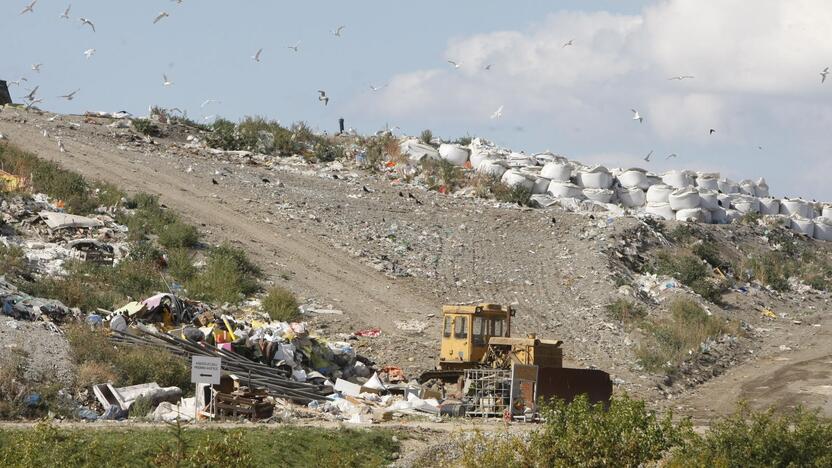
[{"xmin": 9, "ymin": 1, "xmax": 832, "ymax": 163}]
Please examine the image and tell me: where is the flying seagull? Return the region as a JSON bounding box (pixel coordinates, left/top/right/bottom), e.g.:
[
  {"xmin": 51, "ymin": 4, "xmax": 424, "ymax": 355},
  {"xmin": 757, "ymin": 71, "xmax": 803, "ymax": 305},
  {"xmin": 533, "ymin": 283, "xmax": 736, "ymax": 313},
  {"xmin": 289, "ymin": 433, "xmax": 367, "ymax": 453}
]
[
  {"xmin": 484, "ymin": 64, "xmax": 493, "ymax": 71},
  {"xmin": 709, "ymin": 128, "xmax": 716, "ymax": 135},
  {"xmin": 287, "ymin": 41, "xmax": 301, "ymax": 52},
  {"xmin": 631, "ymin": 109, "xmax": 643, "ymax": 123},
  {"xmin": 31, "ymin": 63, "xmax": 42, "ymax": 73},
  {"xmin": 79, "ymin": 17, "xmax": 95, "ymax": 32},
  {"xmin": 644, "ymin": 150, "xmax": 653, "ymax": 162},
  {"xmin": 821, "ymin": 67, "xmax": 830, "ymax": 84},
  {"xmin": 447, "ymin": 60, "xmax": 461, "ymax": 69},
  {"xmin": 317, "ymin": 90, "xmax": 329, "ymax": 106},
  {"xmin": 162, "ymin": 74, "xmax": 173, "ymax": 87},
  {"xmin": 25, "ymin": 99, "xmax": 43, "ymax": 110},
  {"xmin": 490, "ymin": 105, "xmax": 504, "ymax": 119},
  {"xmin": 331, "ymin": 26, "xmax": 345, "ymax": 37},
  {"xmin": 563, "ymin": 39, "xmax": 574, "ymax": 48},
  {"xmin": 20, "ymin": 0, "xmax": 36, "ymax": 15},
  {"xmin": 666, "ymin": 153, "xmax": 678, "ymax": 160},
  {"xmin": 369, "ymin": 83, "xmax": 387, "ymax": 92},
  {"xmin": 8, "ymin": 78, "xmax": 28, "ymax": 87},
  {"xmin": 668, "ymin": 75, "xmax": 695, "ymax": 81},
  {"xmin": 59, "ymin": 89, "xmax": 79, "ymax": 101},
  {"xmin": 201, "ymin": 99, "xmax": 220, "ymax": 108},
  {"xmin": 153, "ymin": 11, "xmax": 169, "ymax": 24},
  {"xmin": 23, "ymin": 86, "xmax": 39, "ymax": 101},
  {"xmin": 252, "ymin": 48, "xmax": 263, "ymax": 62},
  {"xmin": 60, "ymin": 4, "xmax": 71, "ymax": 19},
  {"xmin": 84, "ymin": 48, "xmax": 95, "ymax": 59}
]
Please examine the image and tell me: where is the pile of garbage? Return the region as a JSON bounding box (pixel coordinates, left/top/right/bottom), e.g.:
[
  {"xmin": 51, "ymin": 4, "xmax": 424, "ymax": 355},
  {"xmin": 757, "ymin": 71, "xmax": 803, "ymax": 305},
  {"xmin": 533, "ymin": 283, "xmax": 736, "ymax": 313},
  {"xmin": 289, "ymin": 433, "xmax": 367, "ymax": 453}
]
[
  {"xmin": 0, "ymin": 277, "xmax": 75, "ymax": 324},
  {"xmin": 397, "ymin": 137, "xmax": 832, "ymax": 241}
]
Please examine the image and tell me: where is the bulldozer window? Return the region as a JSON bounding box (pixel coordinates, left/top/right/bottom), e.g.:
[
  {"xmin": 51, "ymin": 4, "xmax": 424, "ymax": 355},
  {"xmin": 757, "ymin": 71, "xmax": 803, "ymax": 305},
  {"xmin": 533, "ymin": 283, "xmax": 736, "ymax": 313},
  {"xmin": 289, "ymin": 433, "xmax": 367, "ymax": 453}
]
[
  {"xmin": 490, "ymin": 318, "xmax": 504, "ymax": 337},
  {"xmin": 454, "ymin": 317, "xmax": 468, "ymax": 339},
  {"xmin": 473, "ymin": 317, "xmax": 486, "ymax": 345},
  {"xmin": 443, "ymin": 316, "xmax": 452, "ymax": 338}
]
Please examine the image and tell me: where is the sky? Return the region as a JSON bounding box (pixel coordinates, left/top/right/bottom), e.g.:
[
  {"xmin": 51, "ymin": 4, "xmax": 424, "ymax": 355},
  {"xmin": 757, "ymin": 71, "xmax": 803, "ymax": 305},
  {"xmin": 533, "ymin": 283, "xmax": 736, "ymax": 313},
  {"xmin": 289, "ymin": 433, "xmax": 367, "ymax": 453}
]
[{"xmin": 3, "ymin": 0, "xmax": 832, "ymax": 199}]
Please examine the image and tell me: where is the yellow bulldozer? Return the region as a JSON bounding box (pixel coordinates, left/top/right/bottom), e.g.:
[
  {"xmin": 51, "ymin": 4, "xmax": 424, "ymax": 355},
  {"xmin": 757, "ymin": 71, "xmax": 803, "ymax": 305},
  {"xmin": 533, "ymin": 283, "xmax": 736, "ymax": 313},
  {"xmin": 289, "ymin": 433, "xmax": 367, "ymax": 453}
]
[{"xmin": 420, "ymin": 303, "xmax": 612, "ymax": 415}]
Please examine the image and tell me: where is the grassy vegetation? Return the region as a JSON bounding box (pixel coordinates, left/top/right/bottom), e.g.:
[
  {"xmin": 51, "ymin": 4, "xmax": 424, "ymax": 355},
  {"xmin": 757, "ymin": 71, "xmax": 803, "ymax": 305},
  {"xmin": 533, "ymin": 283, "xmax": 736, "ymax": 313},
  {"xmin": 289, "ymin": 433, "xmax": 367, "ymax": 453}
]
[
  {"xmin": 493, "ymin": 182, "xmax": 532, "ymax": 206},
  {"xmin": 637, "ymin": 299, "xmax": 730, "ymax": 373},
  {"xmin": 0, "ymin": 244, "xmax": 28, "ymax": 280},
  {"xmin": 205, "ymin": 116, "xmax": 322, "ymax": 158},
  {"xmin": 262, "ymin": 286, "xmax": 299, "ymax": 322},
  {"xmin": 419, "ymin": 158, "xmax": 462, "ymax": 191},
  {"xmin": 441, "ymin": 395, "xmax": 693, "ymax": 468},
  {"xmin": 653, "ymin": 251, "xmax": 726, "ymax": 303},
  {"xmin": 606, "ymin": 298, "xmax": 647, "ymax": 323},
  {"xmin": 132, "ymin": 118, "xmax": 161, "ymax": 137},
  {"xmin": 0, "ymin": 422, "xmax": 401, "ymax": 467},
  {"xmin": 419, "ymin": 129, "xmax": 434, "ymax": 146},
  {"xmin": 185, "ymin": 243, "xmax": 262, "ymax": 303},
  {"xmin": 66, "ymin": 326, "xmax": 191, "ymax": 391}
]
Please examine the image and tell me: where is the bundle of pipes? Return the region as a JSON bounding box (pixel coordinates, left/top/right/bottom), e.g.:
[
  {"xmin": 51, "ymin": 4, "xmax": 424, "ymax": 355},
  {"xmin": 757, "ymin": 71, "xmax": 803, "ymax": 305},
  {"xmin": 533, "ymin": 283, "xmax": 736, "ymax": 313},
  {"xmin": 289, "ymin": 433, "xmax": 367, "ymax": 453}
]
[{"xmin": 111, "ymin": 328, "xmax": 332, "ymax": 405}]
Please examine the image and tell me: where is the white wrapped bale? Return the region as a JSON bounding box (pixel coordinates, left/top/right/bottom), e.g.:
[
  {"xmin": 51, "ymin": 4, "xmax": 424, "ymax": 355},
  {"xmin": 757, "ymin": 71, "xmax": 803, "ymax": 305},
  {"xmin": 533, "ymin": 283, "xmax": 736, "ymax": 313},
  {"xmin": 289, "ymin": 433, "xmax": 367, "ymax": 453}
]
[
  {"xmin": 507, "ymin": 152, "xmax": 536, "ymax": 168},
  {"xmin": 668, "ymin": 187, "xmax": 701, "ymax": 210},
  {"xmin": 822, "ymin": 205, "xmax": 832, "ymax": 220},
  {"xmin": 616, "ymin": 186, "xmax": 646, "ymax": 208},
  {"xmin": 718, "ymin": 178, "xmax": 740, "ymax": 194},
  {"xmin": 791, "ymin": 217, "xmax": 815, "ymax": 237},
  {"xmin": 532, "ymin": 177, "xmax": 550, "ymax": 195},
  {"xmin": 575, "ymin": 166, "xmax": 613, "ymax": 189},
  {"xmin": 477, "ymin": 159, "xmax": 508, "ymax": 178},
  {"xmin": 582, "ymin": 188, "xmax": 614, "ymax": 203},
  {"xmin": 617, "ymin": 169, "xmax": 649, "ymax": 189},
  {"xmin": 662, "ymin": 170, "xmax": 694, "ymax": 189},
  {"xmin": 438, "ymin": 144, "xmax": 470, "ymax": 166},
  {"xmin": 646, "ymin": 184, "xmax": 674, "ymax": 204},
  {"xmin": 540, "ymin": 162, "xmax": 572, "ymax": 181},
  {"xmin": 400, "ymin": 139, "xmax": 440, "ymax": 163},
  {"xmin": 780, "ymin": 198, "xmax": 810, "ymax": 218},
  {"xmin": 717, "ymin": 193, "xmax": 736, "ymax": 209},
  {"xmin": 739, "ymin": 179, "xmax": 757, "ymax": 196},
  {"xmin": 759, "ymin": 198, "xmax": 780, "ymax": 216},
  {"xmin": 814, "ymin": 217, "xmax": 832, "ymax": 241},
  {"xmin": 696, "ymin": 176, "xmax": 720, "ymax": 191},
  {"xmin": 725, "ymin": 209, "xmax": 742, "ymax": 224},
  {"xmin": 711, "ymin": 207, "xmax": 728, "ymax": 224},
  {"xmin": 755, "ymin": 178, "xmax": 770, "ymax": 198},
  {"xmin": 732, "ymin": 196, "xmax": 760, "ymax": 214},
  {"xmin": 676, "ymin": 208, "xmax": 709, "ymax": 223},
  {"xmin": 698, "ymin": 189, "xmax": 720, "ymax": 210},
  {"xmin": 547, "ymin": 180, "xmax": 584, "ymax": 199},
  {"xmin": 646, "ymin": 202, "xmax": 674, "ymax": 220},
  {"xmin": 501, "ymin": 169, "xmax": 535, "ymax": 191}
]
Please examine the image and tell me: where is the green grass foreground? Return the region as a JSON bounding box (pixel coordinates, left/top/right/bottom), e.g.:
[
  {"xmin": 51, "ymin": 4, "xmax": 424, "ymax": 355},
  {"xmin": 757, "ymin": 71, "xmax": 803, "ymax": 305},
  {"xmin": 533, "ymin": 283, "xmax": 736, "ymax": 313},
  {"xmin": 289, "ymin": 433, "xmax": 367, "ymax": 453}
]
[{"xmin": 0, "ymin": 422, "xmax": 400, "ymax": 467}]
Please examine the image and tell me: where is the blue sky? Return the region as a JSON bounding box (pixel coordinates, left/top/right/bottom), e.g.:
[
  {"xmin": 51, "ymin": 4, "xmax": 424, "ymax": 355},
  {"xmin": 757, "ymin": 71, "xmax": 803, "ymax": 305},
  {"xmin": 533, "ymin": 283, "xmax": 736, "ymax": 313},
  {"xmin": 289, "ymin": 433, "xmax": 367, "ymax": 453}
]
[{"xmin": 4, "ymin": 0, "xmax": 832, "ymax": 199}]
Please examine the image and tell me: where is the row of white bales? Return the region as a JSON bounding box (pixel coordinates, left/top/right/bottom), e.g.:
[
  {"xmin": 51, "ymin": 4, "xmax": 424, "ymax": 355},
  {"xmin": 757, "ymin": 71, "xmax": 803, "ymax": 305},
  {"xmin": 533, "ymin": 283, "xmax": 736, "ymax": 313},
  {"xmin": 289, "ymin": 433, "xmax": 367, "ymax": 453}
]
[{"xmin": 399, "ymin": 138, "xmax": 832, "ymax": 241}]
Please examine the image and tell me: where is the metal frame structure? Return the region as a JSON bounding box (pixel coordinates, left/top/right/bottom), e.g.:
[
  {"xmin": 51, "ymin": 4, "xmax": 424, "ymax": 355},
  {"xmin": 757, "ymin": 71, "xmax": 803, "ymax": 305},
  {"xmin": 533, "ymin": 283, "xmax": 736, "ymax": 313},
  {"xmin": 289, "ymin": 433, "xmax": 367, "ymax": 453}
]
[{"xmin": 463, "ymin": 368, "xmax": 511, "ymax": 417}]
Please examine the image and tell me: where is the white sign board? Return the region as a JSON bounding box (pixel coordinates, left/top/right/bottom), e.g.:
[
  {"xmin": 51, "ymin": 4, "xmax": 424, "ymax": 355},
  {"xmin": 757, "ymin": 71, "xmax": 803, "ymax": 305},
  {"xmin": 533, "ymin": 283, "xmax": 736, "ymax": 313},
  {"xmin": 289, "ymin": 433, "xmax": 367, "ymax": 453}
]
[{"xmin": 191, "ymin": 356, "xmax": 221, "ymax": 385}]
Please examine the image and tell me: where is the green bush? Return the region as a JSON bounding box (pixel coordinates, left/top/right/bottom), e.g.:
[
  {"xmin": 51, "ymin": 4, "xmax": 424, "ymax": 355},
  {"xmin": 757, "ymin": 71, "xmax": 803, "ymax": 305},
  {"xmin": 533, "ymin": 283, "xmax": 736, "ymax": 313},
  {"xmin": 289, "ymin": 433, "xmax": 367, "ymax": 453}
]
[
  {"xmin": 493, "ymin": 182, "xmax": 532, "ymax": 206},
  {"xmin": 262, "ymin": 287, "xmax": 299, "ymax": 322},
  {"xmin": 0, "ymin": 244, "xmax": 27, "ymax": 279},
  {"xmin": 132, "ymin": 118, "xmax": 161, "ymax": 137},
  {"xmin": 692, "ymin": 241, "xmax": 725, "ymax": 269},
  {"xmin": 743, "ymin": 252, "xmax": 794, "ymax": 292},
  {"xmin": 670, "ymin": 224, "xmax": 700, "ymax": 244},
  {"xmin": 606, "ymin": 299, "xmax": 647, "ymax": 323},
  {"xmin": 419, "ymin": 129, "xmax": 434, "ymax": 146},
  {"xmin": 166, "ymin": 248, "xmax": 196, "ymax": 282},
  {"xmin": 186, "ymin": 243, "xmax": 261, "ymax": 304},
  {"xmin": 206, "ymin": 118, "xmax": 243, "ymax": 150},
  {"xmin": 312, "ymin": 141, "xmax": 344, "ymax": 162},
  {"xmin": 158, "ymin": 221, "xmax": 200, "ymax": 249},
  {"xmin": 654, "ymin": 252, "xmax": 724, "ymax": 302},
  {"xmin": 669, "ymin": 405, "xmax": 832, "ymax": 467},
  {"xmin": 637, "ymin": 299, "xmax": 729, "ymax": 372}
]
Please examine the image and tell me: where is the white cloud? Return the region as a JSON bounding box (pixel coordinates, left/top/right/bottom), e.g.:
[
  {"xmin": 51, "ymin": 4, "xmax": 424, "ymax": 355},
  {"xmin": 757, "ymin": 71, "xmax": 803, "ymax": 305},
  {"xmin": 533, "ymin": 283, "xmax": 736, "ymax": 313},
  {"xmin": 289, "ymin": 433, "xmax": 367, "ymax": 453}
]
[{"xmin": 360, "ymin": 0, "xmax": 832, "ymax": 198}]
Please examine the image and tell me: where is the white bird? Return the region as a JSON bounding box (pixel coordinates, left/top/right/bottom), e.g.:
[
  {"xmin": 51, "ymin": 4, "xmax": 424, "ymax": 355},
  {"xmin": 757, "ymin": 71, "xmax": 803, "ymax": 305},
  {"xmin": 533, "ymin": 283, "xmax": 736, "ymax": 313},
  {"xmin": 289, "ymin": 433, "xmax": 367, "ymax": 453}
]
[
  {"xmin": 31, "ymin": 63, "xmax": 42, "ymax": 73},
  {"xmin": 666, "ymin": 153, "xmax": 678, "ymax": 160},
  {"xmin": 331, "ymin": 26, "xmax": 345, "ymax": 37},
  {"xmin": 563, "ymin": 39, "xmax": 574, "ymax": 48},
  {"xmin": 668, "ymin": 75, "xmax": 695, "ymax": 81},
  {"xmin": 318, "ymin": 90, "xmax": 329, "ymax": 106},
  {"xmin": 644, "ymin": 150, "xmax": 653, "ymax": 162},
  {"xmin": 287, "ymin": 41, "xmax": 301, "ymax": 52},
  {"xmin": 171, "ymin": 0, "xmax": 183, "ymax": 4},
  {"xmin": 20, "ymin": 0, "xmax": 36, "ymax": 15},
  {"xmin": 59, "ymin": 89, "xmax": 79, "ymax": 101},
  {"xmin": 369, "ymin": 83, "xmax": 387, "ymax": 92},
  {"xmin": 631, "ymin": 109, "xmax": 643, "ymax": 123},
  {"xmin": 60, "ymin": 4, "xmax": 71, "ymax": 19},
  {"xmin": 84, "ymin": 48, "xmax": 95, "ymax": 59},
  {"xmin": 0, "ymin": 133, "xmax": 7, "ymax": 141},
  {"xmin": 201, "ymin": 99, "xmax": 221, "ymax": 108},
  {"xmin": 42, "ymin": 129, "xmax": 50, "ymax": 138},
  {"xmin": 490, "ymin": 105, "xmax": 504, "ymax": 119},
  {"xmin": 153, "ymin": 11, "xmax": 169, "ymax": 24},
  {"xmin": 252, "ymin": 48, "xmax": 263, "ymax": 62},
  {"xmin": 23, "ymin": 86, "xmax": 39, "ymax": 101},
  {"xmin": 447, "ymin": 60, "xmax": 461, "ymax": 69},
  {"xmin": 58, "ymin": 139, "xmax": 66, "ymax": 153},
  {"xmin": 25, "ymin": 99, "xmax": 42, "ymax": 110},
  {"xmin": 203, "ymin": 115, "xmax": 216, "ymax": 122},
  {"xmin": 8, "ymin": 78, "xmax": 28, "ymax": 87},
  {"xmin": 47, "ymin": 115, "xmax": 59, "ymax": 122},
  {"xmin": 79, "ymin": 17, "xmax": 95, "ymax": 32},
  {"xmin": 821, "ymin": 67, "xmax": 830, "ymax": 84},
  {"xmin": 162, "ymin": 74, "xmax": 173, "ymax": 87}
]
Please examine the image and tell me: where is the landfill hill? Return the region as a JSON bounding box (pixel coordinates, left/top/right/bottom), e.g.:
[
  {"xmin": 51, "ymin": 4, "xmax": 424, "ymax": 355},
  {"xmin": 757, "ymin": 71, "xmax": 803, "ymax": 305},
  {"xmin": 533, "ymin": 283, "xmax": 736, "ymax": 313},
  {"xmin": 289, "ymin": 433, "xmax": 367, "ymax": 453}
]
[{"xmin": 0, "ymin": 108, "xmax": 831, "ymax": 421}]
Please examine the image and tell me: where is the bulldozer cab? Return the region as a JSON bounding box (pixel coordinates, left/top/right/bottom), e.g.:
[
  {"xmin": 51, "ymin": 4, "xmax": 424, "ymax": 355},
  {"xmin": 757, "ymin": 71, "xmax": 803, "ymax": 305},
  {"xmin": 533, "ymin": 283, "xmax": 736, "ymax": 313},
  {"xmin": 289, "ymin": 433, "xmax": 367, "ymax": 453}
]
[{"xmin": 439, "ymin": 304, "xmax": 513, "ymax": 368}]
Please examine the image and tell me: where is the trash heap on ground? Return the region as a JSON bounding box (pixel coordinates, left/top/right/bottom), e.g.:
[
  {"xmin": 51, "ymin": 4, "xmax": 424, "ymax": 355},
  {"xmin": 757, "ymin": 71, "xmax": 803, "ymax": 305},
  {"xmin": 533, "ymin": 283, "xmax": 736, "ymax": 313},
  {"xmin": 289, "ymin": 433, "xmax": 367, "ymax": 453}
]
[{"xmin": 394, "ymin": 137, "xmax": 832, "ymax": 240}]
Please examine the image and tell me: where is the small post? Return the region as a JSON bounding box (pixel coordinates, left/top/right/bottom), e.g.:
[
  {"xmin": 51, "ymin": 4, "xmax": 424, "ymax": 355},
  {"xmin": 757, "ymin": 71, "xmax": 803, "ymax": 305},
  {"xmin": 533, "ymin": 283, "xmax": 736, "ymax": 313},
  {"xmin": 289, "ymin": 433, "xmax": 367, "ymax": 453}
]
[{"xmin": 338, "ymin": 118, "xmax": 345, "ymax": 135}]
